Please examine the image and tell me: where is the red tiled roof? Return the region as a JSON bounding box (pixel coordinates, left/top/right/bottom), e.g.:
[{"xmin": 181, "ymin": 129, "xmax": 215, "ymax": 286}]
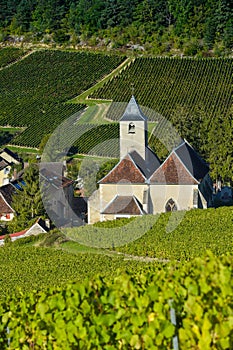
[
  {"xmin": 0, "ymin": 229, "xmax": 27, "ymax": 240},
  {"xmin": 150, "ymin": 152, "xmax": 198, "ymax": 184},
  {"xmin": 99, "ymin": 155, "xmax": 146, "ymax": 184},
  {"xmin": 101, "ymin": 195, "xmax": 143, "ymax": 215},
  {"xmin": 0, "ymin": 195, "xmax": 14, "ymax": 214}
]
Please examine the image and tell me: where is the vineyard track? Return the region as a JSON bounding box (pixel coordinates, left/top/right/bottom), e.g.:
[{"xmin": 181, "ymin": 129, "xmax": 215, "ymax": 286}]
[
  {"xmin": 58, "ymin": 243, "xmax": 171, "ymax": 263},
  {"xmin": 70, "ymin": 57, "xmax": 134, "ymax": 105},
  {"xmin": 0, "ymin": 49, "xmax": 35, "ymax": 71},
  {"xmin": 105, "ymin": 250, "xmax": 171, "ymax": 263}
]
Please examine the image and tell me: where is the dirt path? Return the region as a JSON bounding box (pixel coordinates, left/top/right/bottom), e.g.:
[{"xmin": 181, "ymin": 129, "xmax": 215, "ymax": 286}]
[
  {"xmin": 59, "ymin": 242, "xmax": 171, "ymax": 264},
  {"xmin": 0, "ymin": 49, "xmax": 35, "ymax": 71},
  {"xmin": 106, "ymin": 250, "xmax": 171, "ymax": 263},
  {"xmin": 70, "ymin": 57, "xmax": 134, "ymax": 105}
]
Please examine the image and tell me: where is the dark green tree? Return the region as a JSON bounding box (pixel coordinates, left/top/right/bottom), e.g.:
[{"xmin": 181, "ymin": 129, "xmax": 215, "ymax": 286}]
[
  {"xmin": 8, "ymin": 164, "xmax": 46, "ymax": 233},
  {"xmin": 96, "ymin": 158, "xmax": 119, "ymax": 184}
]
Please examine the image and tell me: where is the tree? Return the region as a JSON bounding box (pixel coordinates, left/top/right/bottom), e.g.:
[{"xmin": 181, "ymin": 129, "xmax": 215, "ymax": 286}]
[
  {"xmin": 8, "ymin": 164, "xmax": 46, "ymax": 233},
  {"xmin": 206, "ymin": 107, "xmax": 233, "ymax": 183},
  {"xmin": 96, "ymin": 158, "xmax": 119, "ymax": 184}
]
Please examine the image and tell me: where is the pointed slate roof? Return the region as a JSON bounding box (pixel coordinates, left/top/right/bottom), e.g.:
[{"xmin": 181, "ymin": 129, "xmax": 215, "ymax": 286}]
[
  {"xmin": 120, "ymin": 96, "xmax": 147, "ymax": 121},
  {"xmin": 101, "ymin": 195, "xmax": 143, "ymax": 215},
  {"xmin": 99, "ymin": 154, "xmax": 146, "ymax": 184}
]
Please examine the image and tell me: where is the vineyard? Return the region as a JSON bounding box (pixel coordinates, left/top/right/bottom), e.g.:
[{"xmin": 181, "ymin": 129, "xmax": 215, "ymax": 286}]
[
  {"xmin": 0, "ymin": 244, "xmax": 151, "ymax": 298},
  {"xmin": 90, "ymin": 57, "xmax": 232, "ymax": 122},
  {"xmin": 0, "ymin": 252, "xmax": 232, "ymax": 349},
  {"xmin": 0, "ymin": 206, "xmax": 232, "ymax": 348},
  {"xmin": 89, "ymin": 57, "xmax": 233, "ymax": 178},
  {"xmin": 113, "ymin": 207, "xmax": 233, "ymax": 260},
  {"xmin": 0, "ymin": 47, "xmax": 28, "ymax": 68},
  {"xmin": 65, "ymin": 206, "xmax": 233, "ymax": 260},
  {"xmin": 0, "ymin": 49, "xmax": 232, "ymax": 178},
  {"xmin": 0, "ymin": 49, "xmax": 125, "ymax": 148},
  {"xmin": 71, "ymin": 123, "xmax": 119, "ymax": 157}
]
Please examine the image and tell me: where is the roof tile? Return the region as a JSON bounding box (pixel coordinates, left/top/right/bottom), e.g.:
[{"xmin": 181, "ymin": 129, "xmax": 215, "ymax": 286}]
[
  {"xmin": 150, "ymin": 152, "xmax": 198, "ymax": 184},
  {"xmin": 99, "ymin": 155, "xmax": 146, "ymax": 184},
  {"xmin": 102, "ymin": 195, "xmax": 143, "ymax": 215}
]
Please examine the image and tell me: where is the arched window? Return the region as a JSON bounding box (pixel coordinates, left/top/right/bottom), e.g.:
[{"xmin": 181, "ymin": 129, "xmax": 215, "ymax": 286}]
[
  {"xmin": 128, "ymin": 122, "xmax": 135, "ymax": 134},
  {"xmin": 165, "ymin": 198, "xmax": 177, "ymax": 212}
]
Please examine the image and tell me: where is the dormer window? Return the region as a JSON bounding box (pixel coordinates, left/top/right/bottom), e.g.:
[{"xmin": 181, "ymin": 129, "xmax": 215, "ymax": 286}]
[{"xmin": 128, "ymin": 122, "xmax": 135, "ymax": 134}]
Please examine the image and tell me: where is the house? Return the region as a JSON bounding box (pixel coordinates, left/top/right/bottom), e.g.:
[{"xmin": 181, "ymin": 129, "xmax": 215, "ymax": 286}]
[
  {"xmin": 0, "ymin": 148, "xmax": 23, "ymax": 186},
  {"xmin": 0, "ymin": 183, "xmax": 16, "ymax": 221},
  {"xmin": 88, "ymin": 96, "xmax": 213, "ymax": 224},
  {"xmin": 40, "ymin": 163, "xmax": 76, "ymax": 227},
  {"xmin": 0, "ymin": 218, "xmax": 50, "ymax": 246},
  {"xmin": 0, "ymin": 157, "xmax": 11, "ymax": 186},
  {"xmin": 0, "ymin": 179, "xmax": 27, "ymax": 221},
  {"xmin": 0, "ymin": 148, "xmax": 22, "ymax": 165}
]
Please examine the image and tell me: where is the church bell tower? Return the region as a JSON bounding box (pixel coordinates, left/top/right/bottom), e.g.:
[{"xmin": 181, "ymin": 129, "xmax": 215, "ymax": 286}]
[{"xmin": 120, "ymin": 96, "xmax": 148, "ymax": 160}]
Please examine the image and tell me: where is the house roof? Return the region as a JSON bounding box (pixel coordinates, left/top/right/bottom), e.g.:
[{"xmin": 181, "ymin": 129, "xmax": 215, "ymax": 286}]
[
  {"xmin": 0, "ymin": 195, "xmax": 14, "ymax": 213},
  {"xmin": 120, "ymin": 95, "xmax": 147, "ymax": 121},
  {"xmin": 0, "ymin": 218, "xmax": 49, "ymax": 242},
  {"xmin": 0, "ymin": 229, "xmax": 27, "ymax": 240},
  {"xmin": 35, "ymin": 217, "xmax": 49, "ymax": 232},
  {"xmin": 40, "ymin": 167, "xmax": 74, "ymax": 189},
  {"xmin": 0, "ymin": 147, "xmax": 22, "ymax": 163},
  {"xmin": 99, "ymin": 154, "xmax": 146, "ymax": 184},
  {"xmin": 101, "ymin": 195, "xmax": 143, "ymax": 215},
  {"xmin": 174, "ymin": 140, "xmax": 209, "ymax": 181},
  {"xmin": 0, "ymin": 183, "xmax": 16, "ymax": 213},
  {"xmin": 71, "ymin": 197, "xmax": 88, "ymax": 215},
  {"xmin": 0, "ymin": 156, "xmax": 10, "ymax": 170}
]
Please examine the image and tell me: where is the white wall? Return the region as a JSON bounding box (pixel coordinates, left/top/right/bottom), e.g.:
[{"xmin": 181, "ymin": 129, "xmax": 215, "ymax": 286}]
[
  {"xmin": 120, "ymin": 120, "xmax": 147, "ymax": 160},
  {"xmin": 150, "ymin": 184, "xmax": 198, "ymax": 213},
  {"xmin": 99, "ymin": 183, "xmax": 147, "ymax": 213}
]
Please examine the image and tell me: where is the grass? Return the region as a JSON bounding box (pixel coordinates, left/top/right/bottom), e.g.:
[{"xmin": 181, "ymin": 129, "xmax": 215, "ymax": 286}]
[
  {"xmin": 60, "ymin": 240, "xmax": 103, "ymax": 254},
  {"xmin": 77, "ymin": 104, "xmax": 113, "ymax": 124},
  {"xmin": 7, "ymin": 145, "xmax": 39, "ymax": 153},
  {"xmin": 69, "ymin": 57, "xmax": 133, "ymax": 105},
  {"xmin": 0, "ymin": 127, "xmax": 23, "ymax": 132}
]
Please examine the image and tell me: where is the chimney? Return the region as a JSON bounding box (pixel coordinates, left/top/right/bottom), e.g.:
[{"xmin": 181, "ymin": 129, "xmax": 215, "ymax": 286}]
[
  {"xmin": 45, "ymin": 219, "xmax": 50, "ymax": 230},
  {"xmin": 13, "ymin": 168, "xmax": 17, "ymax": 180}
]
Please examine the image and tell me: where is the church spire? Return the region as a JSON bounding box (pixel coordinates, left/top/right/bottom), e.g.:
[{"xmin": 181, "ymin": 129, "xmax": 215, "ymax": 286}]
[{"xmin": 120, "ymin": 96, "xmax": 147, "ymax": 122}]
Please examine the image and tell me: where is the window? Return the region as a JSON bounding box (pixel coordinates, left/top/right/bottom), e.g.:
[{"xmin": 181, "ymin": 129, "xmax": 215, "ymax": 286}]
[
  {"xmin": 165, "ymin": 198, "xmax": 177, "ymax": 212},
  {"xmin": 128, "ymin": 122, "xmax": 135, "ymax": 134},
  {"xmin": 4, "ymin": 167, "xmax": 10, "ymax": 174}
]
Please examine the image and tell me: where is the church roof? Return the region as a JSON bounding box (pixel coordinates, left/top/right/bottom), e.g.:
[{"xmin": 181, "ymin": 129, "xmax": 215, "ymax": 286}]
[
  {"xmin": 129, "ymin": 147, "xmax": 160, "ymax": 178},
  {"xmin": 150, "ymin": 152, "xmax": 199, "ymax": 184},
  {"xmin": 150, "ymin": 140, "xmax": 209, "ymax": 184},
  {"xmin": 99, "ymin": 154, "xmax": 146, "ymax": 184},
  {"xmin": 120, "ymin": 96, "xmax": 147, "ymax": 121},
  {"xmin": 101, "ymin": 195, "xmax": 143, "ymax": 215},
  {"xmin": 174, "ymin": 141, "xmax": 209, "ymax": 181}
]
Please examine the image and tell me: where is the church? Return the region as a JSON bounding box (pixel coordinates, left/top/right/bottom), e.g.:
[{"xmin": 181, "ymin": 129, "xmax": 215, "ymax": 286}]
[{"xmin": 88, "ymin": 96, "xmax": 212, "ymax": 224}]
